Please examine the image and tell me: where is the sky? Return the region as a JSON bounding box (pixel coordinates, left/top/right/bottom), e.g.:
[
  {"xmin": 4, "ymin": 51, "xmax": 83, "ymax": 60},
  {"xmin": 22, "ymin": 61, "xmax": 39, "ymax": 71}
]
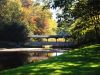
[{"xmin": 50, "ymin": 8, "xmax": 57, "ymax": 21}]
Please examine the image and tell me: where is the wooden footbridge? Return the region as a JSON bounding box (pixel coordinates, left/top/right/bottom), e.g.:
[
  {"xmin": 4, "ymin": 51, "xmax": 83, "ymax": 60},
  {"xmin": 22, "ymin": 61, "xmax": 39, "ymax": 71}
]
[{"xmin": 26, "ymin": 35, "xmax": 74, "ymax": 47}]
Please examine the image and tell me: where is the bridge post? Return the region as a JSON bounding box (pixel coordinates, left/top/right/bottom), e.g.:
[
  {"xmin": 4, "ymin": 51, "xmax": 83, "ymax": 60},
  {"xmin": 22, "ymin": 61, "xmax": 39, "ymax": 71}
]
[
  {"xmin": 46, "ymin": 38, "xmax": 49, "ymax": 42},
  {"xmin": 56, "ymin": 38, "xmax": 58, "ymax": 42},
  {"xmin": 46, "ymin": 52, "xmax": 49, "ymax": 57},
  {"xmin": 65, "ymin": 38, "xmax": 67, "ymax": 42}
]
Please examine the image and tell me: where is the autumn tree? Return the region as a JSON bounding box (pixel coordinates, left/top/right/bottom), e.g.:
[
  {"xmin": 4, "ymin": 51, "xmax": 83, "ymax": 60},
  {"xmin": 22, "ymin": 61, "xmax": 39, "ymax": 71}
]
[
  {"xmin": 0, "ymin": 0, "xmax": 57, "ymax": 44},
  {"xmin": 20, "ymin": 1, "xmax": 57, "ymax": 35}
]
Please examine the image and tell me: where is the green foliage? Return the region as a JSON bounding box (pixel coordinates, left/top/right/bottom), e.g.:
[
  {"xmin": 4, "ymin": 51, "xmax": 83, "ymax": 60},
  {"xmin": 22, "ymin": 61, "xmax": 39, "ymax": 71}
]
[
  {"xmin": 0, "ymin": 0, "xmax": 21, "ymax": 23},
  {"xmin": 69, "ymin": 0, "xmax": 100, "ymax": 44},
  {"xmin": 0, "ymin": 44, "xmax": 100, "ymax": 75},
  {"xmin": 53, "ymin": 0, "xmax": 100, "ymax": 44},
  {"xmin": 0, "ymin": 0, "xmax": 29, "ymax": 44},
  {"xmin": 0, "ymin": 22, "xmax": 28, "ymax": 43},
  {"xmin": 57, "ymin": 20, "xmax": 69, "ymax": 35},
  {"xmin": 69, "ymin": 18, "xmax": 99, "ymax": 44}
]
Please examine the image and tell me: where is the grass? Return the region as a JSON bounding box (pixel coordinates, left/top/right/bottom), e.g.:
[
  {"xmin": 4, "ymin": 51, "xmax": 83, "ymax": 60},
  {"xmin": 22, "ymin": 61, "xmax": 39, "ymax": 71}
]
[{"xmin": 0, "ymin": 44, "xmax": 100, "ymax": 75}]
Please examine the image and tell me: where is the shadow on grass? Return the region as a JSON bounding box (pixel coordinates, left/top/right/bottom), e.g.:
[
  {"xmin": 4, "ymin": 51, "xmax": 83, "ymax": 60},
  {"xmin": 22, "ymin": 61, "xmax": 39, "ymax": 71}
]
[{"xmin": 0, "ymin": 44, "xmax": 100, "ymax": 75}]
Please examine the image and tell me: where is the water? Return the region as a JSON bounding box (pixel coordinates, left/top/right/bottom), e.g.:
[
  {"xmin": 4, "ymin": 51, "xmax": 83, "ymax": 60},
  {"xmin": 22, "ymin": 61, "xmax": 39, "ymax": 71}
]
[{"xmin": 51, "ymin": 52, "xmax": 63, "ymax": 56}]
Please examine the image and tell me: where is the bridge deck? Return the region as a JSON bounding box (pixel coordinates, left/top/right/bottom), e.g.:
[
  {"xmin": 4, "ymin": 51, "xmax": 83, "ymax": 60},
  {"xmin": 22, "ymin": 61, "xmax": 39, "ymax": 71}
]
[{"xmin": 25, "ymin": 42, "xmax": 74, "ymax": 47}]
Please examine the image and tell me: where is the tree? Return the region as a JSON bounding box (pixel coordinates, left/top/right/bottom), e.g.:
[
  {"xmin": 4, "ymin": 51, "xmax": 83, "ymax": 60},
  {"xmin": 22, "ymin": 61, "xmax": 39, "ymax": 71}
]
[
  {"xmin": 70, "ymin": 0, "xmax": 100, "ymax": 44},
  {"xmin": 52, "ymin": 0, "xmax": 100, "ymax": 44},
  {"xmin": 0, "ymin": 0, "xmax": 29, "ymax": 44},
  {"xmin": 0, "ymin": 0, "xmax": 22, "ymax": 23},
  {"xmin": 0, "ymin": 22, "xmax": 28, "ymax": 43},
  {"xmin": 21, "ymin": 2, "xmax": 57, "ymax": 35}
]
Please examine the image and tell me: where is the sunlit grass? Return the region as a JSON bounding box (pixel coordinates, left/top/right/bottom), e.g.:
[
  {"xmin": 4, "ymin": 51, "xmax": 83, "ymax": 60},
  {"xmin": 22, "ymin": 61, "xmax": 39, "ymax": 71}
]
[
  {"xmin": 0, "ymin": 44, "xmax": 100, "ymax": 75},
  {"xmin": 82, "ymin": 62, "xmax": 100, "ymax": 68}
]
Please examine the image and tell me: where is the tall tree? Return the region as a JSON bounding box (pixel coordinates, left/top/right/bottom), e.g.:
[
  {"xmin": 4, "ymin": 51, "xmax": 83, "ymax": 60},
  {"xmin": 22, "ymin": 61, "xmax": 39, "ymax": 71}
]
[
  {"xmin": 0, "ymin": 0, "xmax": 29, "ymax": 44},
  {"xmin": 20, "ymin": 1, "xmax": 57, "ymax": 35},
  {"xmin": 52, "ymin": 0, "xmax": 100, "ymax": 44},
  {"xmin": 70, "ymin": 0, "xmax": 100, "ymax": 43}
]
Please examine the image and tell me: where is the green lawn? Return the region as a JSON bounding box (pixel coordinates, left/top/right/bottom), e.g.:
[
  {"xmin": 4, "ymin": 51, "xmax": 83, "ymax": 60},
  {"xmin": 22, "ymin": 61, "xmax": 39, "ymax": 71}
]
[{"xmin": 0, "ymin": 44, "xmax": 100, "ymax": 75}]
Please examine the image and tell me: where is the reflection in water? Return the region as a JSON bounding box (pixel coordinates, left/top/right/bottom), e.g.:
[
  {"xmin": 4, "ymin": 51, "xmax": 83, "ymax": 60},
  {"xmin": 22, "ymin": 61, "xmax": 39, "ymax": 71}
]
[
  {"xmin": 30, "ymin": 49, "xmax": 65, "ymax": 62},
  {"xmin": 51, "ymin": 53, "xmax": 63, "ymax": 56}
]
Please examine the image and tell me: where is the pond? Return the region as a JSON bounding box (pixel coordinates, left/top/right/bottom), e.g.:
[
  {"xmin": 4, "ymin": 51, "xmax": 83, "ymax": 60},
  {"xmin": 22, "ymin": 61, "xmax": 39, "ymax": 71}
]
[{"xmin": 0, "ymin": 48, "xmax": 68, "ymax": 71}]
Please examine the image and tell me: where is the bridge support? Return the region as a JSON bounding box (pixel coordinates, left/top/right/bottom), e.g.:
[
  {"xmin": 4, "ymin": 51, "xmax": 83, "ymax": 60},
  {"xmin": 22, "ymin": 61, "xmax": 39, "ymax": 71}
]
[
  {"xmin": 65, "ymin": 38, "xmax": 67, "ymax": 42},
  {"xmin": 56, "ymin": 38, "xmax": 58, "ymax": 42},
  {"xmin": 46, "ymin": 38, "xmax": 49, "ymax": 42}
]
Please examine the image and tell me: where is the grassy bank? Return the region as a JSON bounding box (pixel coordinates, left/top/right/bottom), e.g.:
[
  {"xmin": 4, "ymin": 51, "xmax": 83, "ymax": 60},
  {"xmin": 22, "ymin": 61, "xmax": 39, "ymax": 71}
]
[{"xmin": 0, "ymin": 44, "xmax": 100, "ymax": 75}]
